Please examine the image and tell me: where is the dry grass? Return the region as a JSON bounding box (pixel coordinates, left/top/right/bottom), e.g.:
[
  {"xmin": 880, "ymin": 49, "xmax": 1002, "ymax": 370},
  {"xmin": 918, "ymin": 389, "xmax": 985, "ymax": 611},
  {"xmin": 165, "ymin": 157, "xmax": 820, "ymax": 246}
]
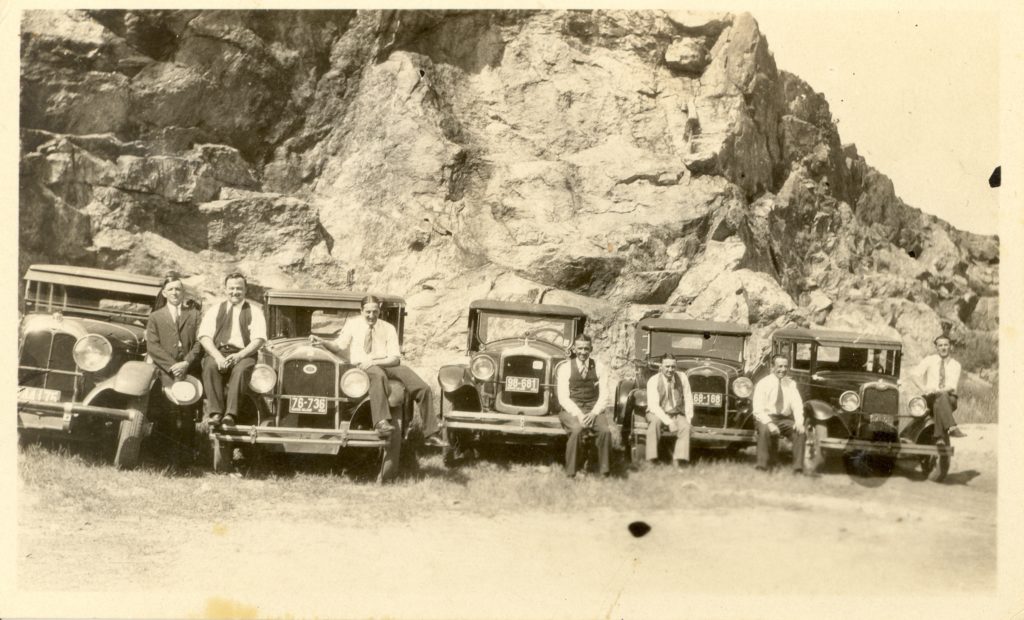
[
  {"xmin": 957, "ymin": 329, "xmax": 998, "ymax": 373},
  {"xmin": 957, "ymin": 378, "xmax": 998, "ymax": 424}
]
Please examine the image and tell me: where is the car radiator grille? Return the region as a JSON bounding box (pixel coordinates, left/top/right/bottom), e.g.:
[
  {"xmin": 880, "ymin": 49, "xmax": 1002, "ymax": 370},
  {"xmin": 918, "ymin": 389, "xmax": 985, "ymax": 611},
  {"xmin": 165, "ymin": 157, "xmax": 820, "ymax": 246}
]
[
  {"xmin": 861, "ymin": 386, "xmax": 899, "ymax": 416},
  {"xmin": 688, "ymin": 374, "xmax": 728, "ymax": 429},
  {"xmin": 19, "ymin": 331, "xmax": 79, "ymax": 400},
  {"xmin": 281, "ymin": 360, "xmax": 335, "ymax": 396},
  {"xmin": 499, "ymin": 355, "xmax": 545, "ymax": 408}
]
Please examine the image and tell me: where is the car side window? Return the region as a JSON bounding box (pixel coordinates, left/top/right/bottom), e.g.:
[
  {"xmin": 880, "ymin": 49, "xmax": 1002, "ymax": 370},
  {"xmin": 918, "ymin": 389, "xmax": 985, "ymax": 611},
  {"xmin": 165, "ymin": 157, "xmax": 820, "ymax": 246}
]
[{"xmin": 792, "ymin": 343, "xmax": 812, "ymax": 371}]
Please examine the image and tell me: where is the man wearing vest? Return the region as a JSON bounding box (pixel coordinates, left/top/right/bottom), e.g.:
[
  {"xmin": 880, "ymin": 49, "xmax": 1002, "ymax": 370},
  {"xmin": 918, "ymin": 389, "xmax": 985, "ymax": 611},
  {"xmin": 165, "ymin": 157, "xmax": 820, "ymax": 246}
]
[
  {"xmin": 309, "ymin": 296, "xmax": 447, "ymax": 447},
  {"xmin": 909, "ymin": 335, "xmax": 965, "ymax": 438},
  {"xmin": 556, "ymin": 334, "xmax": 613, "ymax": 478},
  {"xmin": 645, "ymin": 354, "xmax": 695, "ymax": 467},
  {"xmin": 198, "ymin": 272, "xmax": 268, "ymax": 427},
  {"xmin": 752, "ymin": 354, "xmax": 807, "ymax": 473}
]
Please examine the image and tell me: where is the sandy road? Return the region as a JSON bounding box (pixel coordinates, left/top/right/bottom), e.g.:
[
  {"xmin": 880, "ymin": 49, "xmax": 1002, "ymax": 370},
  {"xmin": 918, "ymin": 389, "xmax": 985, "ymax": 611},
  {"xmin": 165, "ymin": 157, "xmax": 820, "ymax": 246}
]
[{"xmin": 16, "ymin": 425, "xmax": 996, "ymax": 618}]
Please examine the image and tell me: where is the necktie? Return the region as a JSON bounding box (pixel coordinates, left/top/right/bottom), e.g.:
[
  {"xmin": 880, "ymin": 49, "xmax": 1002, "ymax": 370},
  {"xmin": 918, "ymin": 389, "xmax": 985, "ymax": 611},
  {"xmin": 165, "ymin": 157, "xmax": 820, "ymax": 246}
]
[
  {"xmin": 775, "ymin": 379, "xmax": 786, "ymax": 414},
  {"xmin": 938, "ymin": 358, "xmax": 946, "ymax": 390},
  {"xmin": 363, "ymin": 324, "xmax": 374, "ymax": 354},
  {"xmin": 580, "ymin": 361, "xmax": 588, "ymax": 379}
]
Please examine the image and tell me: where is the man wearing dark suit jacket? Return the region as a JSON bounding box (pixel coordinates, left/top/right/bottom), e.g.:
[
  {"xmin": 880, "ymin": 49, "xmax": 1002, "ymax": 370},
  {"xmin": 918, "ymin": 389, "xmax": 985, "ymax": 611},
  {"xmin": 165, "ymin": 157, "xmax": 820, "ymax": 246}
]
[{"xmin": 146, "ymin": 273, "xmax": 203, "ymax": 467}]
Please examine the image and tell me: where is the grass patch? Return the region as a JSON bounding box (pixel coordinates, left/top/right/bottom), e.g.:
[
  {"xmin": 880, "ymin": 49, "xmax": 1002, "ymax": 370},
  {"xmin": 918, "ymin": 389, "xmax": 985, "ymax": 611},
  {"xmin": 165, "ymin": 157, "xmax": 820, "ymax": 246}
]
[
  {"xmin": 957, "ymin": 330, "xmax": 998, "ymax": 373},
  {"xmin": 957, "ymin": 378, "xmax": 998, "ymax": 424}
]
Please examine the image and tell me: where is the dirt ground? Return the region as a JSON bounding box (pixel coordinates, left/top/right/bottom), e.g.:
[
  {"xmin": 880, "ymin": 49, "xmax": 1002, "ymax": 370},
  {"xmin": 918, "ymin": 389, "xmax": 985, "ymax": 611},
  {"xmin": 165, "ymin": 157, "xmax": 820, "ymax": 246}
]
[{"xmin": 15, "ymin": 424, "xmax": 997, "ymax": 619}]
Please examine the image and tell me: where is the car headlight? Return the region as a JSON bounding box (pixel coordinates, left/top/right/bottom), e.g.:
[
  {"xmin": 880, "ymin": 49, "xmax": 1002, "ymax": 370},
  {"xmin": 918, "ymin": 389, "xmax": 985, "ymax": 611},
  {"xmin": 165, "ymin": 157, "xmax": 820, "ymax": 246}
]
[
  {"xmin": 340, "ymin": 368, "xmax": 369, "ymax": 398},
  {"xmin": 470, "ymin": 355, "xmax": 496, "ymax": 381},
  {"xmin": 731, "ymin": 377, "xmax": 753, "ymax": 399},
  {"xmin": 839, "ymin": 391, "xmax": 860, "ymax": 412},
  {"xmin": 909, "ymin": 396, "xmax": 928, "ymax": 417},
  {"xmin": 73, "ymin": 334, "xmax": 112, "ymax": 372},
  {"xmin": 248, "ymin": 364, "xmax": 277, "ymax": 394}
]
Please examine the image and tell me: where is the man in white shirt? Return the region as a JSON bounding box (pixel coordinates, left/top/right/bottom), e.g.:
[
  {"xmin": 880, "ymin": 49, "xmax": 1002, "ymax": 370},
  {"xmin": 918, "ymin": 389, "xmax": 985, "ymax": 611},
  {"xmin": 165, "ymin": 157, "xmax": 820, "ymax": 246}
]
[
  {"xmin": 198, "ymin": 272, "xmax": 267, "ymax": 427},
  {"xmin": 910, "ymin": 335, "xmax": 965, "ymax": 438},
  {"xmin": 556, "ymin": 334, "xmax": 612, "ymax": 477},
  {"xmin": 310, "ymin": 296, "xmax": 446, "ymax": 447},
  {"xmin": 644, "ymin": 354, "xmax": 695, "ymax": 466},
  {"xmin": 752, "ymin": 354, "xmax": 806, "ymax": 473}
]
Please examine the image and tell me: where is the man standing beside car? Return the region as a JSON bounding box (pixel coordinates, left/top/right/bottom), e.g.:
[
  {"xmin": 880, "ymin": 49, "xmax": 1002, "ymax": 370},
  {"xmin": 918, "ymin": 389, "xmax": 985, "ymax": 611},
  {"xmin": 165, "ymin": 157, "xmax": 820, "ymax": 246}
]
[
  {"xmin": 556, "ymin": 334, "xmax": 613, "ymax": 478},
  {"xmin": 309, "ymin": 295, "xmax": 447, "ymax": 447},
  {"xmin": 644, "ymin": 354, "xmax": 695, "ymax": 467},
  {"xmin": 910, "ymin": 335, "xmax": 965, "ymax": 438},
  {"xmin": 198, "ymin": 272, "xmax": 267, "ymax": 427},
  {"xmin": 752, "ymin": 354, "xmax": 806, "ymax": 473}
]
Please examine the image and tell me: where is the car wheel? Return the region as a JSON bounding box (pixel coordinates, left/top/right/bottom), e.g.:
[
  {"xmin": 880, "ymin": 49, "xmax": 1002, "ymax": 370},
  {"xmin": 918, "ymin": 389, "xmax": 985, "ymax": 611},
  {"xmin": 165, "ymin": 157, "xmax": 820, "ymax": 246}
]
[
  {"xmin": 211, "ymin": 436, "xmax": 232, "ymax": 473},
  {"xmin": 113, "ymin": 410, "xmax": 145, "ymax": 470},
  {"xmin": 807, "ymin": 424, "xmax": 828, "ymax": 473},
  {"xmin": 441, "ymin": 427, "xmax": 460, "ymax": 468},
  {"xmin": 922, "ymin": 437, "xmax": 950, "ymax": 483}
]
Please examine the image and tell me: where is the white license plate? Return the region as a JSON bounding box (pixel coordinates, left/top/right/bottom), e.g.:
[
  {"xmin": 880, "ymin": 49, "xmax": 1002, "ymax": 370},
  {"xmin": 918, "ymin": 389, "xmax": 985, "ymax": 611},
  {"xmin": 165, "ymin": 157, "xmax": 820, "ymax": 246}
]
[
  {"xmin": 18, "ymin": 386, "xmax": 61, "ymax": 403},
  {"xmin": 693, "ymin": 392, "xmax": 723, "ymax": 407},
  {"xmin": 505, "ymin": 376, "xmax": 540, "ymax": 393},
  {"xmin": 869, "ymin": 414, "xmax": 895, "ymax": 425},
  {"xmin": 290, "ymin": 396, "xmax": 328, "ymax": 414}
]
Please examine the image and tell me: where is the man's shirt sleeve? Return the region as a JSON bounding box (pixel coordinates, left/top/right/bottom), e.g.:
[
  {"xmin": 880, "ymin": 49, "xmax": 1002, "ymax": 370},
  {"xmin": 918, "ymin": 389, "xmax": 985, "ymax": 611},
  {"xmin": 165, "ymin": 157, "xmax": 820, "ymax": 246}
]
[
  {"xmin": 788, "ymin": 378, "xmax": 804, "ymax": 426},
  {"xmin": 384, "ymin": 322, "xmax": 401, "ymax": 359},
  {"xmin": 681, "ymin": 372, "xmax": 695, "ymax": 421},
  {"xmin": 197, "ymin": 303, "xmax": 217, "ymax": 342},
  {"xmin": 751, "ymin": 378, "xmax": 772, "ymax": 425},
  {"xmin": 556, "ymin": 362, "xmax": 583, "ymax": 418},
  {"xmin": 646, "ymin": 374, "xmax": 669, "ymax": 424},
  {"xmin": 249, "ymin": 305, "xmax": 268, "ymax": 343}
]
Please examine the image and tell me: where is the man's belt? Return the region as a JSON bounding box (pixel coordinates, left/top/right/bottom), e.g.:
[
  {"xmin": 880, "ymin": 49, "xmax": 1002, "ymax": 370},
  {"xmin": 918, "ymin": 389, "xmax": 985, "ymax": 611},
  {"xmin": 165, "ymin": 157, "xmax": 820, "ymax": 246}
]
[{"xmin": 215, "ymin": 344, "xmax": 255, "ymax": 358}]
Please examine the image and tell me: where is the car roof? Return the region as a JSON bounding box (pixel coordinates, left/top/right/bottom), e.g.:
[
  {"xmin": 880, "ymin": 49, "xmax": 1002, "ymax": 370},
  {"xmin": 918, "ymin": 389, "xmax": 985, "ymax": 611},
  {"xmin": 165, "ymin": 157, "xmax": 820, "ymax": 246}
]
[
  {"xmin": 469, "ymin": 299, "xmax": 587, "ymax": 318},
  {"xmin": 24, "ymin": 264, "xmax": 163, "ymax": 298},
  {"xmin": 772, "ymin": 327, "xmax": 903, "ymax": 348},
  {"xmin": 265, "ymin": 288, "xmax": 405, "ymax": 309},
  {"xmin": 637, "ymin": 318, "xmax": 752, "ymax": 335}
]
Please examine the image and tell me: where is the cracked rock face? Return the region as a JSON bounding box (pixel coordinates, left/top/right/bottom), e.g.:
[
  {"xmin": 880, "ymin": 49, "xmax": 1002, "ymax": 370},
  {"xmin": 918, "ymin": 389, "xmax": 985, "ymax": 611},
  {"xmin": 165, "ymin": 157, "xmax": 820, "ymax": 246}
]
[{"xmin": 19, "ymin": 9, "xmax": 998, "ymax": 382}]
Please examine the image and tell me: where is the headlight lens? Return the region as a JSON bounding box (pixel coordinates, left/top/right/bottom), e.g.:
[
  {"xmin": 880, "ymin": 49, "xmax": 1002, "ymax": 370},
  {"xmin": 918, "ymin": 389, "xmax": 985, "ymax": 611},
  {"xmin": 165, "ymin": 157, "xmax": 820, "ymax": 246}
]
[
  {"xmin": 341, "ymin": 368, "xmax": 369, "ymax": 398},
  {"xmin": 731, "ymin": 377, "xmax": 753, "ymax": 398},
  {"xmin": 839, "ymin": 391, "xmax": 860, "ymax": 412},
  {"xmin": 470, "ymin": 355, "xmax": 496, "ymax": 381},
  {"xmin": 73, "ymin": 334, "xmax": 112, "ymax": 372},
  {"xmin": 909, "ymin": 396, "xmax": 928, "ymax": 417},
  {"xmin": 248, "ymin": 364, "xmax": 277, "ymax": 394}
]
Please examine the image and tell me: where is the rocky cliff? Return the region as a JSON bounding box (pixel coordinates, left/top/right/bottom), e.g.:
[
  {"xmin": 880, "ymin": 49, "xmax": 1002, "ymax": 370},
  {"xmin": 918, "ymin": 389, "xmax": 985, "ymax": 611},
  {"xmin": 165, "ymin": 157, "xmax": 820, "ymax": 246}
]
[{"xmin": 19, "ymin": 9, "xmax": 999, "ymax": 382}]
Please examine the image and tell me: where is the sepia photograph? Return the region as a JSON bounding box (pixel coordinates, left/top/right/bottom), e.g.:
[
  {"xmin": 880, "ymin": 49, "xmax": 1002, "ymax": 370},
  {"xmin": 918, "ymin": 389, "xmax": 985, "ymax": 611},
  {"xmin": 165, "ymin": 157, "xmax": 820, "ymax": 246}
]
[{"xmin": 5, "ymin": 2, "xmax": 1020, "ymax": 618}]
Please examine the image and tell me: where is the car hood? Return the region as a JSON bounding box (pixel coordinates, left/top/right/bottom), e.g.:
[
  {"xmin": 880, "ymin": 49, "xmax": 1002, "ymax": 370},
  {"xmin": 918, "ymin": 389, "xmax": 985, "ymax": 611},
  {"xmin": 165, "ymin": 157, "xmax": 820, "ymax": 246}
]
[
  {"xmin": 21, "ymin": 313, "xmax": 146, "ymax": 352},
  {"xmin": 265, "ymin": 337, "xmax": 346, "ymax": 364},
  {"xmin": 810, "ymin": 370, "xmax": 898, "ymax": 392},
  {"xmin": 479, "ymin": 338, "xmax": 567, "ymax": 359}
]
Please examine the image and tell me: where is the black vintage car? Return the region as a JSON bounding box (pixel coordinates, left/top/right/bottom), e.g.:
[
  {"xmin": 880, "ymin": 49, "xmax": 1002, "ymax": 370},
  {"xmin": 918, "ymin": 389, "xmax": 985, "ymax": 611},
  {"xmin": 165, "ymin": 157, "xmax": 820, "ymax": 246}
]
[
  {"xmin": 771, "ymin": 328, "xmax": 953, "ymax": 481},
  {"xmin": 615, "ymin": 319, "xmax": 756, "ymax": 462},
  {"xmin": 437, "ymin": 299, "xmax": 588, "ymax": 465},
  {"xmin": 206, "ymin": 289, "xmax": 410, "ymax": 481},
  {"xmin": 17, "ymin": 264, "xmax": 176, "ymax": 468}
]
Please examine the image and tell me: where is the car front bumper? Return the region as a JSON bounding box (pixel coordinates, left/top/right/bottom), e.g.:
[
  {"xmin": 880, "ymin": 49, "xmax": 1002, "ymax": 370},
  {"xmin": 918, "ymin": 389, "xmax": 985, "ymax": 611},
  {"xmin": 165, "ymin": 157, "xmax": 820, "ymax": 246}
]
[
  {"xmin": 209, "ymin": 423, "xmax": 388, "ymax": 455},
  {"xmin": 18, "ymin": 399, "xmax": 143, "ymax": 433},
  {"xmin": 818, "ymin": 437, "xmax": 954, "ymax": 457},
  {"xmin": 444, "ymin": 409, "xmax": 567, "ymax": 437}
]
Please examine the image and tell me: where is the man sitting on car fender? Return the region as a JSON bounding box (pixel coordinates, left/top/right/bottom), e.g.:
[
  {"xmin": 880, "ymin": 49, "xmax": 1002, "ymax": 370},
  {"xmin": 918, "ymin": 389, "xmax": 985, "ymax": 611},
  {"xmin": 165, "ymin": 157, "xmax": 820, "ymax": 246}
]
[
  {"xmin": 910, "ymin": 335, "xmax": 965, "ymax": 438},
  {"xmin": 309, "ymin": 295, "xmax": 446, "ymax": 447},
  {"xmin": 556, "ymin": 334, "xmax": 612, "ymax": 478},
  {"xmin": 752, "ymin": 354, "xmax": 806, "ymax": 473},
  {"xmin": 645, "ymin": 354, "xmax": 695, "ymax": 467}
]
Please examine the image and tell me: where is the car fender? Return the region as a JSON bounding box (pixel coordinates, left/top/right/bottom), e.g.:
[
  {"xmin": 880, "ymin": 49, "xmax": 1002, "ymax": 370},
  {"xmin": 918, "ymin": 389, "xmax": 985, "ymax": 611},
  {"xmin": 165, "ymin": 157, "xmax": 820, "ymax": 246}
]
[
  {"xmin": 904, "ymin": 417, "xmax": 937, "ymax": 444},
  {"xmin": 614, "ymin": 380, "xmax": 635, "ymax": 424},
  {"xmin": 83, "ymin": 361, "xmax": 156, "ymax": 404},
  {"xmin": 437, "ymin": 364, "xmax": 471, "ymax": 394},
  {"xmin": 805, "ymin": 400, "xmax": 852, "ymax": 435}
]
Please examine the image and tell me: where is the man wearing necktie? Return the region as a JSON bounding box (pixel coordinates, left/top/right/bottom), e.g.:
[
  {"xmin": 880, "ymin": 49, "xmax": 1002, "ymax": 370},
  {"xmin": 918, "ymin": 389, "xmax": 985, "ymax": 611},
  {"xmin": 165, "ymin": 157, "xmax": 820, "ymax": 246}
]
[
  {"xmin": 309, "ymin": 296, "xmax": 447, "ymax": 447},
  {"xmin": 644, "ymin": 354, "xmax": 695, "ymax": 467},
  {"xmin": 752, "ymin": 354, "xmax": 807, "ymax": 473},
  {"xmin": 910, "ymin": 335, "xmax": 965, "ymax": 438},
  {"xmin": 556, "ymin": 334, "xmax": 613, "ymax": 477},
  {"xmin": 146, "ymin": 273, "xmax": 203, "ymax": 467},
  {"xmin": 198, "ymin": 273, "xmax": 267, "ymax": 427}
]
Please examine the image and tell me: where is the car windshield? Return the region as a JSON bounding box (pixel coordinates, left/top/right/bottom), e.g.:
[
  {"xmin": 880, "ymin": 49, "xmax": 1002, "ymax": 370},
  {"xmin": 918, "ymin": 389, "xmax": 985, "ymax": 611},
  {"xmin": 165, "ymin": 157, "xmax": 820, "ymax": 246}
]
[
  {"xmin": 476, "ymin": 311, "xmax": 575, "ymax": 347},
  {"xmin": 814, "ymin": 345, "xmax": 899, "ymax": 375},
  {"xmin": 647, "ymin": 331, "xmax": 745, "ymax": 363},
  {"xmin": 26, "ymin": 282, "xmax": 154, "ymax": 322},
  {"xmin": 268, "ymin": 307, "xmax": 363, "ymax": 339}
]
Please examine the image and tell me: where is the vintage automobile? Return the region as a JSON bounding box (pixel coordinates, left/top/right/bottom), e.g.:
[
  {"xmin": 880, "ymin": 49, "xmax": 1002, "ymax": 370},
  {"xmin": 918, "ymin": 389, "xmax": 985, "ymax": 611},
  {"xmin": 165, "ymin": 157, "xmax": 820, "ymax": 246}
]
[
  {"xmin": 206, "ymin": 289, "xmax": 411, "ymax": 481},
  {"xmin": 615, "ymin": 319, "xmax": 756, "ymax": 462},
  {"xmin": 17, "ymin": 264, "xmax": 177, "ymax": 468},
  {"xmin": 770, "ymin": 327, "xmax": 953, "ymax": 481},
  {"xmin": 437, "ymin": 300, "xmax": 588, "ymax": 465}
]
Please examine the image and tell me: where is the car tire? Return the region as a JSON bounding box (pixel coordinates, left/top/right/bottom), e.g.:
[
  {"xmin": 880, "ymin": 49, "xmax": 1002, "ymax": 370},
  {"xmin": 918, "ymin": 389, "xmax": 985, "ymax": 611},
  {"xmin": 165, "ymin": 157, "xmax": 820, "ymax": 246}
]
[
  {"xmin": 378, "ymin": 418, "xmax": 403, "ymax": 483},
  {"xmin": 807, "ymin": 424, "xmax": 828, "ymax": 473},
  {"xmin": 211, "ymin": 436, "xmax": 232, "ymax": 473},
  {"xmin": 113, "ymin": 410, "xmax": 145, "ymax": 470},
  {"xmin": 922, "ymin": 437, "xmax": 950, "ymax": 483},
  {"xmin": 441, "ymin": 427, "xmax": 460, "ymax": 468}
]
